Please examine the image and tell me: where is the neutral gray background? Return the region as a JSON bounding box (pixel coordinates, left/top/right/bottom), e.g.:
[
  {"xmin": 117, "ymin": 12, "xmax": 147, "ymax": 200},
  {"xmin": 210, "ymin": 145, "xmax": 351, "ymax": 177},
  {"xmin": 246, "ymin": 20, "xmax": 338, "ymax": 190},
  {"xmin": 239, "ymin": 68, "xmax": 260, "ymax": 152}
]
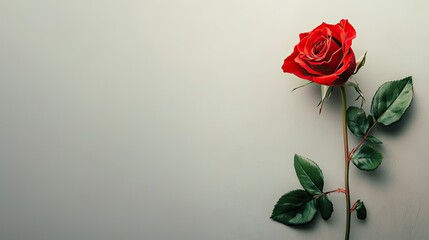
[{"xmin": 0, "ymin": 0, "xmax": 428, "ymax": 239}]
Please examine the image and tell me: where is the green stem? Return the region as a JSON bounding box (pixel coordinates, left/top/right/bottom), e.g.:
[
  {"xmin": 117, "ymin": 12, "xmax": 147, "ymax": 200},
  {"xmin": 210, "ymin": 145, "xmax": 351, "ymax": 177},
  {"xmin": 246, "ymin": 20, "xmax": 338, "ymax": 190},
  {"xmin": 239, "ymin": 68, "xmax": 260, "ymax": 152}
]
[{"xmin": 340, "ymin": 86, "xmax": 351, "ymax": 240}]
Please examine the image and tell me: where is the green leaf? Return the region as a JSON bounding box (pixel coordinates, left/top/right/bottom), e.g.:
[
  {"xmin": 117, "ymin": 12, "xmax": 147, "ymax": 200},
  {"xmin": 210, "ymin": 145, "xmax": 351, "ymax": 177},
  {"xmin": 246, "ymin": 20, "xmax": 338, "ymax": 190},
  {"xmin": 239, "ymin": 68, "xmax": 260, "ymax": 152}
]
[
  {"xmin": 366, "ymin": 135, "xmax": 382, "ymax": 144},
  {"xmin": 321, "ymin": 85, "xmax": 333, "ymax": 101},
  {"xmin": 346, "ymin": 106, "xmax": 369, "ymax": 137},
  {"xmin": 317, "ymin": 195, "xmax": 333, "ymax": 220},
  {"xmin": 271, "ymin": 189, "xmax": 318, "ymax": 225},
  {"xmin": 354, "ymin": 51, "xmax": 367, "ymax": 75},
  {"xmin": 356, "ymin": 200, "xmax": 367, "ymax": 220},
  {"xmin": 346, "ymin": 80, "xmax": 366, "ymax": 107},
  {"xmin": 351, "ymin": 143, "xmax": 383, "ymax": 171},
  {"xmin": 370, "ymin": 77, "xmax": 413, "ymax": 125},
  {"xmin": 291, "ymin": 81, "xmax": 313, "ymax": 92},
  {"xmin": 367, "ymin": 114, "xmax": 374, "ymax": 127},
  {"xmin": 318, "ymin": 86, "xmax": 333, "ymax": 114},
  {"xmin": 294, "ymin": 154, "xmax": 324, "ymax": 195}
]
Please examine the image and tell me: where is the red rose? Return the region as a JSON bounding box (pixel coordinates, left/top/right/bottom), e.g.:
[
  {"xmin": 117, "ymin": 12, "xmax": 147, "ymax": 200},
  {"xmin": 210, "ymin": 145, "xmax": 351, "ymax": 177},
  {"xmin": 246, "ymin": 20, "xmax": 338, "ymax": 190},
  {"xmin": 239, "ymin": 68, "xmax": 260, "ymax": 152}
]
[{"xmin": 282, "ymin": 19, "xmax": 356, "ymax": 86}]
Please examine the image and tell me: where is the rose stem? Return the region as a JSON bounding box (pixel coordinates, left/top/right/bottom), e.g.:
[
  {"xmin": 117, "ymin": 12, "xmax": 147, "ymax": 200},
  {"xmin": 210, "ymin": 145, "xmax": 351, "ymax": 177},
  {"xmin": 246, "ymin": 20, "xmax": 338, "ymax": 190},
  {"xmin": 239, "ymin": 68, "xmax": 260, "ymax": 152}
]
[{"xmin": 340, "ymin": 86, "xmax": 351, "ymax": 240}]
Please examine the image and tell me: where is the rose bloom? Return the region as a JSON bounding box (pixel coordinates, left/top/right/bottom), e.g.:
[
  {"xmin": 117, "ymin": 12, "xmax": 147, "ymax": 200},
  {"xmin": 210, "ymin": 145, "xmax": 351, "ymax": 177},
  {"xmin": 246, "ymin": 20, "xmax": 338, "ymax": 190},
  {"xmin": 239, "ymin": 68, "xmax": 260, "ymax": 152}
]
[{"xmin": 282, "ymin": 19, "xmax": 356, "ymax": 86}]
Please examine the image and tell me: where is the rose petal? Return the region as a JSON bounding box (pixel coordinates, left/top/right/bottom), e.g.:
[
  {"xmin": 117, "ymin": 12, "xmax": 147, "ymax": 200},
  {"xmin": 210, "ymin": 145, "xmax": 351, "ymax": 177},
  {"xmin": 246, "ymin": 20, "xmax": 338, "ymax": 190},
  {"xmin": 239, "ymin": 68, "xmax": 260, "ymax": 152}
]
[
  {"xmin": 332, "ymin": 50, "xmax": 356, "ymax": 85},
  {"xmin": 307, "ymin": 36, "xmax": 342, "ymax": 66},
  {"xmin": 302, "ymin": 35, "xmax": 343, "ymax": 76},
  {"xmin": 309, "ymin": 73, "xmax": 339, "ymax": 86},
  {"xmin": 305, "ymin": 53, "xmax": 342, "ymax": 75},
  {"xmin": 282, "ymin": 46, "xmax": 310, "ymax": 78},
  {"xmin": 295, "ymin": 55, "xmax": 324, "ymax": 75},
  {"xmin": 302, "ymin": 28, "xmax": 331, "ymax": 60},
  {"xmin": 282, "ymin": 19, "xmax": 356, "ymax": 86},
  {"xmin": 313, "ymin": 21, "xmax": 336, "ymax": 32},
  {"xmin": 299, "ymin": 32, "xmax": 310, "ymax": 40},
  {"xmin": 338, "ymin": 19, "xmax": 356, "ymax": 54}
]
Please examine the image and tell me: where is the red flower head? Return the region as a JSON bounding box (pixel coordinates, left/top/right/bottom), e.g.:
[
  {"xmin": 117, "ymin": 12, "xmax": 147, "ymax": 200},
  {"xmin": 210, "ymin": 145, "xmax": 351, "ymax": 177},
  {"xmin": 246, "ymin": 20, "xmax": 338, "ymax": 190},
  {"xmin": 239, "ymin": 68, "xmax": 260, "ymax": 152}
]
[{"xmin": 282, "ymin": 19, "xmax": 356, "ymax": 86}]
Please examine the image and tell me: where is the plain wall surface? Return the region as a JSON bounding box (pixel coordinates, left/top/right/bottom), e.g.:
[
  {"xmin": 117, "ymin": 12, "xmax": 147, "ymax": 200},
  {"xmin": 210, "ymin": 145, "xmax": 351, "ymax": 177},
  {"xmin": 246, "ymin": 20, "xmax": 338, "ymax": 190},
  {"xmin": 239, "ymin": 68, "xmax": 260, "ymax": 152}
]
[{"xmin": 0, "ymin": 0, "xmax": 428, "ymax": 239}]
